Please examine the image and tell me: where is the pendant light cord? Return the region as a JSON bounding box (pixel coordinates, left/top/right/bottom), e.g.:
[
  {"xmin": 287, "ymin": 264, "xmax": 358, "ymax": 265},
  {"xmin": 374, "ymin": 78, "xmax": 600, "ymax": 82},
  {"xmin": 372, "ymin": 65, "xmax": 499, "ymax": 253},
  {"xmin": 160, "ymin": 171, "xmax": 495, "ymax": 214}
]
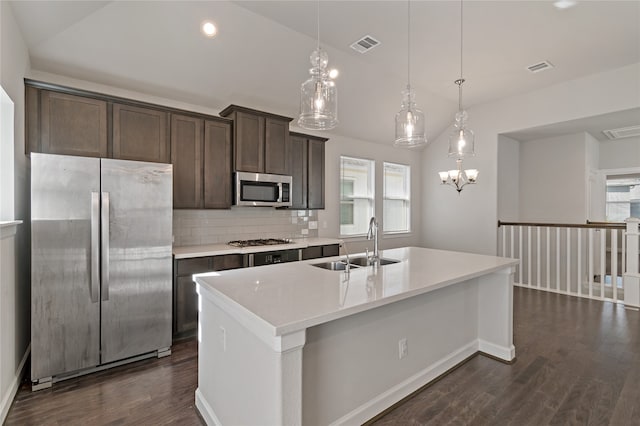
[
  {"xmin": 407, "ymin": 0, "xmax": 411, "ymax": 88},
  {"xmin": 317, "ymin": 0, "xmax": 320, "ymax": 52}
]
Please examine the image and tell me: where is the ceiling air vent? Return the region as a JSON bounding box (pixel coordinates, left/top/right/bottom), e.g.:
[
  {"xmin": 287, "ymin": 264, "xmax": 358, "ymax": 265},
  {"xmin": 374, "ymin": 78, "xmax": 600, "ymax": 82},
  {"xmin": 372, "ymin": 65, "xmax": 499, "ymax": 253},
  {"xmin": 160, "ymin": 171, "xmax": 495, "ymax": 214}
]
[
  {"xmin": 527, "ymin": 60, "xmax": 554, "ymax": 73},
  {"xmin": 350, "ymin": 35, "xmax": 381, "ymax": 54},
  {"xmin": 603, "ymin": 125, "xmax": 640, "ymax": 140}
]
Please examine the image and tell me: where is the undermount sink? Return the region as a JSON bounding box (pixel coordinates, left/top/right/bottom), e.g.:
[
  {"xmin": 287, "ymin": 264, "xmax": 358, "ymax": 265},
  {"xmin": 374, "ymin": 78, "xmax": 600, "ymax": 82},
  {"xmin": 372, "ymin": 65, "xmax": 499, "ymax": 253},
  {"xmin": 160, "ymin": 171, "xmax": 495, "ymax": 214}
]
[
  {"xmin": 311, "ymin": 257, "xmax": 400, "ymax": 271},
  {"xmin": 348, "ymin": 256, "xmax": 400, "ymax": 267},
  {"xmin": 311, "ymin": 260, "xmax": 359, "ymax": 271}
]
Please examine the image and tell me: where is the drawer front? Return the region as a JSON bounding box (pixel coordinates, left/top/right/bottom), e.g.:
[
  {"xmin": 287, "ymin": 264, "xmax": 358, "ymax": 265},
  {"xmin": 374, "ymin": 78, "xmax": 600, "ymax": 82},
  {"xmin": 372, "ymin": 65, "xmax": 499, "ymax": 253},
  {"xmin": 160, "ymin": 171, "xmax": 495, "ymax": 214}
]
[
  {"xmin": 211, "ymin": 254, "xmax": 246, "ymax": 271},
  {"xmin": 176, "ymin": 257, "xmax": 211, "ymax": 276},
  {"xmin": 322, "ymin": 244, "xmax": 340, "ymax": 257},
  {"xmin": 302, "ymin": 246, "xmax": 323, "ymax": 260}
]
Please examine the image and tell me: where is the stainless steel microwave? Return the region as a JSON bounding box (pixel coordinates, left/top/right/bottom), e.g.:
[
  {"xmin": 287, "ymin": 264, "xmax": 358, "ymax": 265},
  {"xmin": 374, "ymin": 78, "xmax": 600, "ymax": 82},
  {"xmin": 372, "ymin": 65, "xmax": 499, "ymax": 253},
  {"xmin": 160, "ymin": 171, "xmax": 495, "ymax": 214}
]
[{"xmin": 235, "ymin": 172, "xmax": 292, "ymax": 207}]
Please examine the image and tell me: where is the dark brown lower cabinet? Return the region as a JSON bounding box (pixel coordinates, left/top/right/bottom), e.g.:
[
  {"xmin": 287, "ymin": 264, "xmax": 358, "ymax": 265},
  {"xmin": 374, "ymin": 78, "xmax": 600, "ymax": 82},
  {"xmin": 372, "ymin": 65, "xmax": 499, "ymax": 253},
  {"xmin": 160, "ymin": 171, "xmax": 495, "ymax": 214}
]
[
  {"xmin": 301, "ymin": 244, "xmax": 340, "ymax": 260},
  {"xmin": 173, "ymin": 254, "xmax": 246, "ymax": 339}
]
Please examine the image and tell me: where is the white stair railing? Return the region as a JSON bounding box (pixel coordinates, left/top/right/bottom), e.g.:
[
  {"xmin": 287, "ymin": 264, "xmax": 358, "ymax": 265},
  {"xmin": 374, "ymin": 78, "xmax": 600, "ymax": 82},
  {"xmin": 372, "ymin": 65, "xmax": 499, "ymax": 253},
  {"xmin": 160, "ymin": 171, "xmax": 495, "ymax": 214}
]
[
  {"xmin": 498, "ymin": 221, "xmax": 630, "ymax": 304},
  {"xmin": 624, "ymin": 218, "xmax": 640, "ymax": 307}
]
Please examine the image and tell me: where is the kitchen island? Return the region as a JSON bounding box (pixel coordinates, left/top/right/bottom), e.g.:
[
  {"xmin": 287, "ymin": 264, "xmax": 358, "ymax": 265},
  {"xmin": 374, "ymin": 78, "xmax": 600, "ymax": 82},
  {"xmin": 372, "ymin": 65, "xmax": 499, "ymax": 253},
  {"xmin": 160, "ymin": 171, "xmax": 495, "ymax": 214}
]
[{"xmin": 195, "ymin": 247, "xmax": 518, "ymax": 425}]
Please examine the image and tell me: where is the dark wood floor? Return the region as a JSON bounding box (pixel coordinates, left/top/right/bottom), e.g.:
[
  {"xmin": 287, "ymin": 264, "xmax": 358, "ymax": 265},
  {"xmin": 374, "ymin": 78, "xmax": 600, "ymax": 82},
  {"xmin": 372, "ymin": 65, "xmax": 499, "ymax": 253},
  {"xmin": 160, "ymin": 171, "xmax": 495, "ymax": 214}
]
[{"xmin": 5, "ymin": 287, "xmax": 639, "ymax": 425}]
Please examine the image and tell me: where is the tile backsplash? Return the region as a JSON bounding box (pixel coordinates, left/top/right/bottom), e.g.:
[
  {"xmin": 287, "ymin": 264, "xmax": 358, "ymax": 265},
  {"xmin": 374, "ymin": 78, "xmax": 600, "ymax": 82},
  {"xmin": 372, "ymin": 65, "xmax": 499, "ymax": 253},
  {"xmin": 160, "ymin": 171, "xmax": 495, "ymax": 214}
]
[{"xmin": 173, "ymin": 208, "xmax": 319, "ymax": 246}]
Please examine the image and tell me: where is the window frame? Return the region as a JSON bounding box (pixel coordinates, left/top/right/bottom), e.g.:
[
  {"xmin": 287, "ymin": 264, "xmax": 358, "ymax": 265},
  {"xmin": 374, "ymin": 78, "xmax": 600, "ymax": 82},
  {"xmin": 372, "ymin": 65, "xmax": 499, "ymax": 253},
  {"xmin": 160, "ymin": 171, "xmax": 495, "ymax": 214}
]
[
  {"xmin": 339, "ymin": 155, "xmax": 375, "ymax": 238},
  {"xmin": 383, "ymin": 161, "xmax": 411, "ymax": 235}
]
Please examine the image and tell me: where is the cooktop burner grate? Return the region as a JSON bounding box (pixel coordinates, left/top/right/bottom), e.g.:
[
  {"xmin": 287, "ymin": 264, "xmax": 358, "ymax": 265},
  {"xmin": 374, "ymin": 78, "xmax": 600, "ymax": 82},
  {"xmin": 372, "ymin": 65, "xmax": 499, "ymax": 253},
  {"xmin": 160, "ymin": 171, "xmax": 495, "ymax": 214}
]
[{"xmin": 227, "ymin": 238, "xmax": 292, "ymax": 248}]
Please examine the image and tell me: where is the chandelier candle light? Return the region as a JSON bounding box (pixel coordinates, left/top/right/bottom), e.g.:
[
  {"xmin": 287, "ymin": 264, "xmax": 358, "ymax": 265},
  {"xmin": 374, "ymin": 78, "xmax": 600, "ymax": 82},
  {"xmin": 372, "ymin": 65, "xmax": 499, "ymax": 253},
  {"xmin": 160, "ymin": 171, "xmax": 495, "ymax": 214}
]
[
  {"xmin": 394, "ymin": 0, "xmax": 427, "ymax": 148},
  {"xmin": 298, "ymin": 0, "xmax": 338, "ymax": 130},
  {"xmin": 439, "ymin": 0, "xmax": 478, "ymax": 193}
]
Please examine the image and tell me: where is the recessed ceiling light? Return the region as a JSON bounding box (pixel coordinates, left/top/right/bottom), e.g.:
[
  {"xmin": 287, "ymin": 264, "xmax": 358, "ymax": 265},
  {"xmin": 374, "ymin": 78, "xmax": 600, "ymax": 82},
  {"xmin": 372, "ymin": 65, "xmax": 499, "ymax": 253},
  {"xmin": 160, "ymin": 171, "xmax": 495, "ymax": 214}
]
[
  {"xmin": 329, "ymin": 69, "xmax": 339, "ymax": 79},
  {"xmin": 201, "ymin": 21, "xmax": 217, "ymax": 38},
  {"xmin": 553, "ymin": 0, "xmax": 577, "ymax": 9}
]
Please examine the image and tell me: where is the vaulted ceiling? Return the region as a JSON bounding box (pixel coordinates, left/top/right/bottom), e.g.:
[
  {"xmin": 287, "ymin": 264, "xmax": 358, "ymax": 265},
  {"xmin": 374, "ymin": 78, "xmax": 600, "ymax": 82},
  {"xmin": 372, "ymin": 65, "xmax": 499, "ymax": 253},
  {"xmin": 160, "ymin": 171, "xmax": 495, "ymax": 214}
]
[{"xmin": 8, "ymin": 1, "xmax": 640, "ymax": 145}]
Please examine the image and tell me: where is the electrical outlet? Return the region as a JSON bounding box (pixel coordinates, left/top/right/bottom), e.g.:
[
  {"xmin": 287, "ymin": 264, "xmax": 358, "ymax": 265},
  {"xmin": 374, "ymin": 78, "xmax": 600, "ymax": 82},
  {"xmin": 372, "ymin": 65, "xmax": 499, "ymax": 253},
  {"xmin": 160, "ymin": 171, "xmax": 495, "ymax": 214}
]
[
  {"xmin": 399, "ymin": 338, "xmax": 408, "ymax": 359},
  {"xmin": 220, "ymin": 326, "xmax": 226, "ymax": 352}
]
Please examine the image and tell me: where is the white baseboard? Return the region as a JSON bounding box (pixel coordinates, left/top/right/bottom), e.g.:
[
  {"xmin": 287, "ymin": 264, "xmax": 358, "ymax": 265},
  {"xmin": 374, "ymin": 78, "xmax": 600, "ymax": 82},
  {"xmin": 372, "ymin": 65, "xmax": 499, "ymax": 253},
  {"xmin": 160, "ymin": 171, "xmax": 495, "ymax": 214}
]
[
  {"xmin": 0, "ymin": 344, "xmax": 30, "ymax": 424},
  {"xmin": 195, "ymin": 388, "xmax": 223, "ymax": 426},
  {"xmin": 478, "ymin": 339, "xmax": 515, "ymax": 361},
  {"xmin": 329, "ymin": 340, "xmax": 479, "ymax": 426}
]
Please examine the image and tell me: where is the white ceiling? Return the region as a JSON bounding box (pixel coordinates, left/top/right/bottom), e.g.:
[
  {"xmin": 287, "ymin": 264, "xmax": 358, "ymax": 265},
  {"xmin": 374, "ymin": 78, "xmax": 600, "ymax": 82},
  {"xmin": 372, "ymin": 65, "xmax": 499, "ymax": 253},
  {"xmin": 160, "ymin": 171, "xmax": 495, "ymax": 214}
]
[{"xmin": 8, "ymin": 0, "xmax": 640, "ymax": 146}]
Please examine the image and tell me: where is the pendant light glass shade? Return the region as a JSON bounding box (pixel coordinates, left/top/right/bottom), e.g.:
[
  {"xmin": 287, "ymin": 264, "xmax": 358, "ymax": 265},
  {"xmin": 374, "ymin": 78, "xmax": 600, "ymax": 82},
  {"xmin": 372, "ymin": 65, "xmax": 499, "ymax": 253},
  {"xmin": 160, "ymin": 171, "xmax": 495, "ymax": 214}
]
[
  {"xmin": 448, "ymin": 109, "xmax": 475, "ymax": 157},
  {"xmin": 394, "ymin": 86, "xmax": 426, "ymax": 148},
  {"xmin": 447, "ymin": 1, "xmax": 475, "ymax": 159},
  {"xmin": 298, "ymin": 48, "xmax": 338, "ymax": 130},
  {"xmin": 394, "ymin": 0, "xmax": 427, "ymax": 149}
]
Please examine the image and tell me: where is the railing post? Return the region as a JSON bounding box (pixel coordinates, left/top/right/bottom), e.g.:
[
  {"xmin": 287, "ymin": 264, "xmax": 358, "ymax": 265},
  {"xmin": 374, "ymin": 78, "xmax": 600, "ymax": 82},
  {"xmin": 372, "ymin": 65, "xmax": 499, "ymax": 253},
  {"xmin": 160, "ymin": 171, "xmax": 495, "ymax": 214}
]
[{"xmin": 624, "ymin": 218, "xmax": 640, "ymax": 308}]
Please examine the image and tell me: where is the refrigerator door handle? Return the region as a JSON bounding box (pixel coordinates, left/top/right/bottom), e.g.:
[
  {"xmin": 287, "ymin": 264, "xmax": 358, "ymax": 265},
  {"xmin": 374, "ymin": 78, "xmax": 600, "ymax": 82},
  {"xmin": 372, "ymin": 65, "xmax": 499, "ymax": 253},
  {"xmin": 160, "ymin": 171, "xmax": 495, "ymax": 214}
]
[
  {"xmin": 90, "ymin": 192, "xmax": 100, "ymax": 303},
  {"xmin": 101, "ymin": 192, "xmax": 110, "ymax": 301}
]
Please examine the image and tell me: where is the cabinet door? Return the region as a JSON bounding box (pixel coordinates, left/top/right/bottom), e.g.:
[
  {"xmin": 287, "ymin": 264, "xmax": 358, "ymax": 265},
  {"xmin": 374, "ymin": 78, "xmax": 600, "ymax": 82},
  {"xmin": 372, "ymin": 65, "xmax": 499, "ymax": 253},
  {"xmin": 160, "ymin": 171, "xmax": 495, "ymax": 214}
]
[
  {"xmin": 289, "ymin": 135, "xmax": 308, "ymax": 209},
  {"xmin": 113, "ymin": 103, "xmax": 169, "ymax": 163},
  {"xmin": 171, "ymin": 114, "xmax": 203, "ymax": 209},
  {"xmin": 235, "ymin": 111, "xmax": 264, "ymax": 173},
  {"xmin": 40, "ymin": 90, "xmax": 108, "ymax": 157},
  {"xmin": 175, "ymin": 276, "xmax": 198, "ymax": 335},
  {"xmin": 203, "ymin": 120, "xmax": 232, "ymax": 209},
  {"xmin": 265, "ymin": 118, "xmax": 290, "ymax": 175},
  {"xmin": 307, "ymin": 139, "xmax": 325, "ymax": 209}
]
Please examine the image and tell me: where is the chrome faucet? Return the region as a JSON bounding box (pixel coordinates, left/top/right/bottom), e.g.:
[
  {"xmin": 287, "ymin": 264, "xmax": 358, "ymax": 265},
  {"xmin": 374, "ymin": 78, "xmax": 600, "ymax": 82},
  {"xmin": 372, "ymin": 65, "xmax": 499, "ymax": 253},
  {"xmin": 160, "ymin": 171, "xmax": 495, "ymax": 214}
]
[
  {"xmin": 340, "ymin": 240, "xmax": 351, "ymax": 275},
  {"xmin": 367, "ymin": 217, "xmax": 379, "ymax": 265}
]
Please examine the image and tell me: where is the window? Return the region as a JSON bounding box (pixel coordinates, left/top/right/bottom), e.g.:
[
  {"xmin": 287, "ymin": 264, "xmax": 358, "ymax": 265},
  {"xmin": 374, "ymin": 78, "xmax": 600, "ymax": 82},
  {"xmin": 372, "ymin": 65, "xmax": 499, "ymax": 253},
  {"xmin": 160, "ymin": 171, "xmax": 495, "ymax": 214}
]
[
  {"xmin": 383, "ymin": 162, "xmax": 410, "ymax": 233},
  {"xmin": 606, "ymin": 175, "xmax": 640, "ymax": 222},
  {"xmin": 340, "ymin": 156, "xmax": 374, "ymax": 236}
]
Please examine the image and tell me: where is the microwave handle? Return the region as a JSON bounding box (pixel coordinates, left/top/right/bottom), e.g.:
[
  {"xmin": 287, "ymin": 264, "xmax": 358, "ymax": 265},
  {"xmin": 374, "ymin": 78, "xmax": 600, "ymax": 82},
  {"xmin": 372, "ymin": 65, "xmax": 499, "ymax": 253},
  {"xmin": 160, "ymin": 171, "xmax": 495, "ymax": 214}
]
[{"xmin": 278, "ymin": 183, "xmax": 283, "ymax": 202}]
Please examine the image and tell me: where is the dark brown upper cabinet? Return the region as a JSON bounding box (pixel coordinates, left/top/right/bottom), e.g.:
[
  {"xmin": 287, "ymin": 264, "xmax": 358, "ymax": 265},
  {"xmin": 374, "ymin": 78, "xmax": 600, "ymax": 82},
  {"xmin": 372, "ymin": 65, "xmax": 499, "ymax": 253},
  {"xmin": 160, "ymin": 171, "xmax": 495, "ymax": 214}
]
[
  {"xmin": 219, "ymin": 105, "xmax": 293, "ymax": 175},
  {"xmin": 289, "ymin": 132, "xmax": 328, "ymax": 210},
  {"xmin": 112, "ymin": 103, "xmax": 169, "ymax": 163},
  {"xmin": 171, "ymin": 114, "xmax": 232, "ymax": 209},
  {"xmin": 34, "ymin": 89, "xmax": 108, "ymax": 158},
  {"xmin": 203, "ymin": 120, "xmax": 232, "ymax": 209},
  {"xmin": 171, "ymin": 114, "xmax": 203, "ymax": 209}
]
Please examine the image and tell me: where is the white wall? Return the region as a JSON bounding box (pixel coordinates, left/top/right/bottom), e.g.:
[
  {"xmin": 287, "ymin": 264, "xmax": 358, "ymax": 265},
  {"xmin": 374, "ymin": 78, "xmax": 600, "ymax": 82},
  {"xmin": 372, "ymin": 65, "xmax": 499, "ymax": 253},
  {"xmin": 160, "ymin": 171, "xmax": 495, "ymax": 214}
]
[
  {"xmin": 518, "ymin": 133, "xmax": 589, "ymax": 223},
  {"xmin": 497, "ymin": 135, "xmax": 520, "ymax": 221},
  {"xmin": 599, "ymin": 136, "xmax": 640, "ymax": 170},
  {"xmin": 422, "ymin": 63, "xmax": 640, "ymax": 255},
  {"xmin": 0, "ymin": 2, "xmax": 31, "ymax": 422}
]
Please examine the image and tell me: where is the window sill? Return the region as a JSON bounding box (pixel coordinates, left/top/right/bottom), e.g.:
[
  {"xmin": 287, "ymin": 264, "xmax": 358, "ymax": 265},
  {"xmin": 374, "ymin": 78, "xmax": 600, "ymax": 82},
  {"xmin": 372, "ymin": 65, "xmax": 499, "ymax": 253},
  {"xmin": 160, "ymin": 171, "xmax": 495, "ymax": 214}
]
[{"xmin": 383, "ymin": 232, "xmax": 412, "ymax": 239}]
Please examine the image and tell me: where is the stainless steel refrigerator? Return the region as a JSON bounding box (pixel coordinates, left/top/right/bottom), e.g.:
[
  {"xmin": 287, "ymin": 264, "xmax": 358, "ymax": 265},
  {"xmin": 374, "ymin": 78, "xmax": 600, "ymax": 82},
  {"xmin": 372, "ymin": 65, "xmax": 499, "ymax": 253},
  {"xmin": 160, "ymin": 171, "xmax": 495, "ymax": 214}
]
[{"xmin": 31, "ymin": 153, "xmax": 172, "ymax": 389}]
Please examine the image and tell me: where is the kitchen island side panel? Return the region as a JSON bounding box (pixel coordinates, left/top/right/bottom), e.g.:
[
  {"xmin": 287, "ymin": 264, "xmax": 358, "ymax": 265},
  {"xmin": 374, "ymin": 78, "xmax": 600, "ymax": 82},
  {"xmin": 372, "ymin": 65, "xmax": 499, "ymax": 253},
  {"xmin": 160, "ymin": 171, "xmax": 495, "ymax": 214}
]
[{"xmin": 302, "ymin": 279, "xmax": 479, "ymax": 425}]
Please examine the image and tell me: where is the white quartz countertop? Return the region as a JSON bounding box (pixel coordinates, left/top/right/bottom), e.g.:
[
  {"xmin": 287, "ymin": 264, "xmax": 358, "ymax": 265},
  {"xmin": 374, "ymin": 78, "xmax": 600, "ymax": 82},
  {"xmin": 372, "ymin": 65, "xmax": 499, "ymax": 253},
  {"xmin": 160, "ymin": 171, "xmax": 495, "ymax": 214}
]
[
  {"xmin": 195, "ymin": 246, "xmax": 519, "ymax": 336},
  {"xmin": 173, "ymin": 237, "xmax": 342, "ymax": 259}
]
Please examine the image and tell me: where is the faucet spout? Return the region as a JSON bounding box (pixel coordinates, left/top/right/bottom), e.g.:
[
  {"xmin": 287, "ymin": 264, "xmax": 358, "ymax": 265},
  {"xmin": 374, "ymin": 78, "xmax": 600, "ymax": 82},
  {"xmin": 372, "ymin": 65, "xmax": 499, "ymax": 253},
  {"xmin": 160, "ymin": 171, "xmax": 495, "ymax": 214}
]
[{"xmin": 367, "ymin": 217, "xmax": 379, "ymax": 265}]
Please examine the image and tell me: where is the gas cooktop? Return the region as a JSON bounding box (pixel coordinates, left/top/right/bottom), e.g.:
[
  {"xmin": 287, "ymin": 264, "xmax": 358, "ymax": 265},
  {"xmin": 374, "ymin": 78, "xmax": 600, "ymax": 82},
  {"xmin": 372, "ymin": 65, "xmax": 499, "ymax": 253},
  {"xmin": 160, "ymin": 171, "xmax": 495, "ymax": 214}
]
[{"xmin": 227, "ymin": 238, "xmax": 292, "ymax": 248}]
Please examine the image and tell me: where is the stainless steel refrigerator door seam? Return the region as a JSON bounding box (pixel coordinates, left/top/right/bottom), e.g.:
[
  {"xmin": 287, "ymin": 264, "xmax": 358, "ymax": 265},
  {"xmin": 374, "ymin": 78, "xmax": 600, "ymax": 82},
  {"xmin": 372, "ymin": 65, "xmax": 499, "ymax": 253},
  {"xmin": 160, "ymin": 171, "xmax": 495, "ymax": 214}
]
[
  {"xmin": 90, "ymin": 192, "xmax": 100, "ymax": 303},
  {"xmin": 101, "ymin": 191, "xmax": 110, "ymax": 301}
]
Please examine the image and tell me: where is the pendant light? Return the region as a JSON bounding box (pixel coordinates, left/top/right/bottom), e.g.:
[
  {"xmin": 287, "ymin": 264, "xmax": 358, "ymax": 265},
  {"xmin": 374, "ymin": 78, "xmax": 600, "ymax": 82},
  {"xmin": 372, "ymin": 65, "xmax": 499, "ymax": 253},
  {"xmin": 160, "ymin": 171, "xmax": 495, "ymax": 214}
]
[
  {"xmin": 394, "ymin": 0, "xmax": 427, "ymax": 148},
  {"xmin": 448, "ymin": 0, "xmax": 474, "ymax": 158},
  {"xmin": 298, "ymin": 0, "xmax": 338, "ymax": 131}
]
